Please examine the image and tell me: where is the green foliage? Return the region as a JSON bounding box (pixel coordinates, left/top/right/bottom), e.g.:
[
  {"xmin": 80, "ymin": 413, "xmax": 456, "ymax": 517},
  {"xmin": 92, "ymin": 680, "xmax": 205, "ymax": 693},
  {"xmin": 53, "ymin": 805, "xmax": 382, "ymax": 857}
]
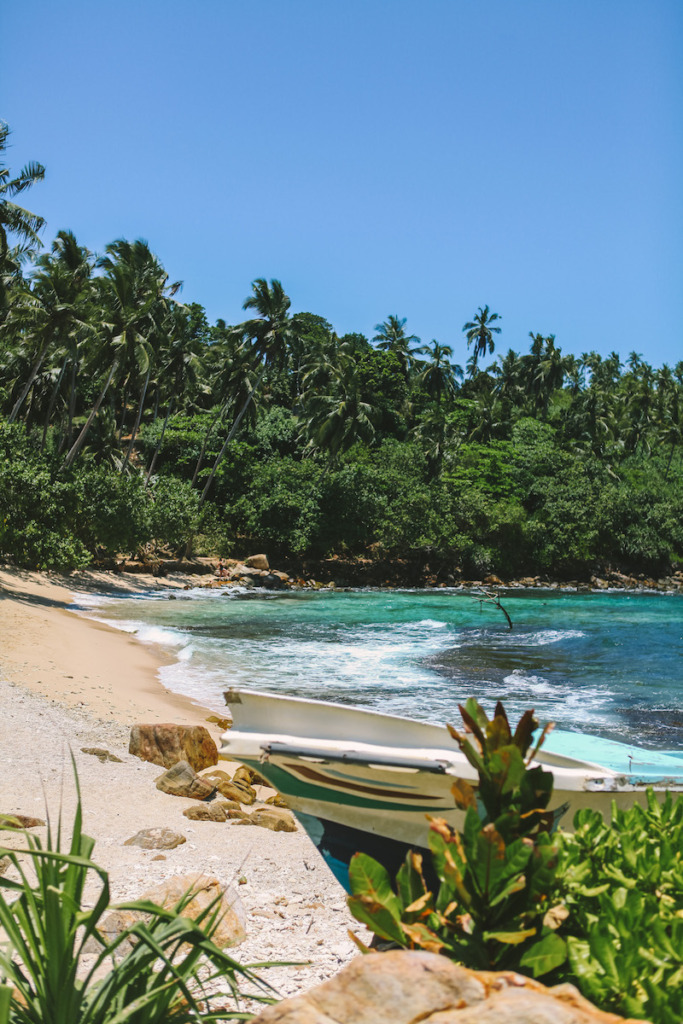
[
  {"xmin": 0, "ymin": 768, "xmax": 273, "ymax": 1022},
  {"xmin": 0, "ymin": 422, "xmax": 90, "ymax": 570},
  {"xmin": 1, "ymin": 165, "xmax": 682, "ymax": 577},
  {"xmin": 229, "ymin": 456, "xmax": 323, "ymax": 555},
  {"xmin": 76, "ymin": 466, "xmax": 151, "ymax": 556},
  {"xmin": 348, "ymin": 699, "xmax": 683, "ymax": 1023},
  {"xmin": 148, "ymin": 475, "xmax": 201, "ymax": 552},
  {"xmin": 348, "ymin": 700, "xmax": 566, "ymax": 974},
  {"xmin": 558, "ymin": 792, "xmax": 683, "ymax": 1023}
]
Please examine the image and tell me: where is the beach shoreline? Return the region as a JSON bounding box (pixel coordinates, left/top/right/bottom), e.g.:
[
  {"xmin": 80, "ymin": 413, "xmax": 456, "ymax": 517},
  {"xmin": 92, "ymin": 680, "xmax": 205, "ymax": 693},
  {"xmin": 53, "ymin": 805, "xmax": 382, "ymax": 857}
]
[{"xmin": 0, "ymin": 565, "xmax": 366, "ymax": 999}]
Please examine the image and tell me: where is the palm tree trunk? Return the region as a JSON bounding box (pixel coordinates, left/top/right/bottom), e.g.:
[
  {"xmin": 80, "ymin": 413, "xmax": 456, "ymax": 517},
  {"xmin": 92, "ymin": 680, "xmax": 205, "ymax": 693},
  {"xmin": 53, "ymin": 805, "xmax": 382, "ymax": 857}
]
[
  {"xmin": 117, "ymin": 384, "xmax": 128, "ymax": 441},
  {"xmin": 121, "ymin": 366, "xmax": 151, "ymax": 472},
  {"xmin": 8, "ymin": 340, "xmax": 50, "ymax": 424},
  {"xmin": 41, "ymin": 357, "xmax": 68, "ymax": 451},
  {"xmin": 199, "ymin": 366, "xmax": 266, "ymax": 506},
  {"xmin": 58, "ymin": 360, "xmax": 78, "ymax": 455},
  {"xmin": 62, "ymin": 360, "xmax": 118, "ymax": 470},
  {"xmin": 145, "ymin": 395, "xmax": 174, "ymax": 483},
  {"xmin": 191, "ymin": 403, "xmax": 227, "ymax": 487}
]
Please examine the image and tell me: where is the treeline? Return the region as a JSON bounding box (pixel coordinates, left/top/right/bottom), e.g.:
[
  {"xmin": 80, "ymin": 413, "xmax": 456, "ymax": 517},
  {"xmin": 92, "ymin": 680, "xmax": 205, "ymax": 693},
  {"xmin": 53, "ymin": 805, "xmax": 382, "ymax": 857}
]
[{"xmin": 1, "ymin": 123, "xmax": 682, "ymax": 577}]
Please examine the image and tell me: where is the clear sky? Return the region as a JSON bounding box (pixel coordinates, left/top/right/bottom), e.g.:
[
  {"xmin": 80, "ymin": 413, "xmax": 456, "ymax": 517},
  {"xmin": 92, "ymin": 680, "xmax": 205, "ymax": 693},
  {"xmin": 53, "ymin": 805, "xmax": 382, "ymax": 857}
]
[{"xmin": 2, "ymin": 0, "xmax": 682, "ymax": 368}]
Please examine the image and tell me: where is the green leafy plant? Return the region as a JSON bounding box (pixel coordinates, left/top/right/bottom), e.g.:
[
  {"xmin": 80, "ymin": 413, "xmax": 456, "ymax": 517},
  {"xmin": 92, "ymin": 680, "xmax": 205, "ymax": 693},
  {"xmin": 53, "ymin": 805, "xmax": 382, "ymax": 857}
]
[
  {"xmin": 348, "ymin": 699, "xmax": 567, "ymax": 975},
  {"xmin": 0, "ymin": 769, "xmax": 274, "ymax": 1022},
  {"xmin": 558, "ymin": 791, "xmax": 683, "ymax": 1023}
]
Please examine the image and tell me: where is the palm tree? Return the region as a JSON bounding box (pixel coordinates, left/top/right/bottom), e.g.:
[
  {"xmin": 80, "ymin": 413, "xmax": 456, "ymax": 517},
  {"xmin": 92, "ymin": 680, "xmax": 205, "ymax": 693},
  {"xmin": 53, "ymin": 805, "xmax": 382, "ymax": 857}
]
[
  {"xmin": 0, "ymin": 122, "xmax": 45, "ymax": 311},
  {"xmin": 6, "ymin": 231, "xmax": 94, "ymax": 437},
  {"xmin": 302, "ymin": 346, "xmax": 379, "ymax": 464},
  {"xmin": 373, "ymin": 315, "xmax": 420, "ymax": 377},
  {"xmin": 145, "ymin": 303, "xmax": 206, "ymax": 482},
  {"xmin": 463, "ymin": 305, "xmax": 501, "ymax": 373},
  {"xmin": 199, "ymin": 278, "xmax": 297, "ymax": 504},
  {"xmin": 63, "ymin": 239, "xmax": 177, "ymax": 470},
  {"xmin": 414, "ymin": 341, "xmax": 462, "ymax": 405}
]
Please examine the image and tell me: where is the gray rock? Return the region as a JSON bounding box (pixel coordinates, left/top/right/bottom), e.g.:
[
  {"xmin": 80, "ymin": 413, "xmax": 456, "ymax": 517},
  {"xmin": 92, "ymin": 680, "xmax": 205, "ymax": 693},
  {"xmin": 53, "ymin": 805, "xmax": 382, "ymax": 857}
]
[{"xmin": 123, "ymin": 827, "xmax": 186, "ymax": 850}]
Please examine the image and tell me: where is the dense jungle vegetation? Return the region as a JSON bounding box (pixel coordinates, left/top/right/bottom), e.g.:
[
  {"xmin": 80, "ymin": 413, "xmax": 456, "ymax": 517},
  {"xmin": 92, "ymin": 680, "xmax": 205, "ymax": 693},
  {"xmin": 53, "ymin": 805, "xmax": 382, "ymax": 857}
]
[{"xmin": 1, "ymin": 123, "xmax": 682, "ymax": 577}]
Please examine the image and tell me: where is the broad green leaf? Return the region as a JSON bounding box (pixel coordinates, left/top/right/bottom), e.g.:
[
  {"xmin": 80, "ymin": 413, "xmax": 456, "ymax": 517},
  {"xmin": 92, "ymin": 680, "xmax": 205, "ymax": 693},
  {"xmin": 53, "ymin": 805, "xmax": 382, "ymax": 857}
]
[
  {"xmin": 520, "ymin": 932, "xmax": 567, "ymax": 977},
  {"xmin": 348, "ymin": 853, "xmax": 402, "ymax": 919},
  {"xmin": 346, "ymin": 894, "xmax": 407, "ymax": 945}
]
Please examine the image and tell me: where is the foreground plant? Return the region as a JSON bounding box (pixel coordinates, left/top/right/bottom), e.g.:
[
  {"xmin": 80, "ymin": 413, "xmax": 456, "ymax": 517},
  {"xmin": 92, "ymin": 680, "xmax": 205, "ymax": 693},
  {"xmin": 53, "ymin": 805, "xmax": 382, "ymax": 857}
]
[
  {"xmin": 348, "ymin": 699, "xmax": 567, "ymax": 976},
  {"xmin": 558, "ymin": 791, "xmax": 683, "ymax": 1024},
  {"xmin": 0, "ymin": 771, "xmax": 274, "ymax": 1022}
]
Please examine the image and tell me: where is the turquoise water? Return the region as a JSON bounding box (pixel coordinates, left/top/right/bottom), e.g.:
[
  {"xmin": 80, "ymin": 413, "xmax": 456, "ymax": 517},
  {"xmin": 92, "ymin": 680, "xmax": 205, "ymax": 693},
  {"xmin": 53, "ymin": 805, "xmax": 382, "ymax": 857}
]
[{"xmin": 81, "ymin": 588, "xmax": 683, "ymax": 749}]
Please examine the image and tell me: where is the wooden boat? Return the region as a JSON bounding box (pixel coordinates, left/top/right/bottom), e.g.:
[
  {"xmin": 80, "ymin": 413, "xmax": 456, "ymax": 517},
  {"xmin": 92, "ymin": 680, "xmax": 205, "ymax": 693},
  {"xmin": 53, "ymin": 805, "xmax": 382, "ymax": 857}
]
[{"xmin": 220, "ymin": 688, "xmax": 683, "ymax": 889}]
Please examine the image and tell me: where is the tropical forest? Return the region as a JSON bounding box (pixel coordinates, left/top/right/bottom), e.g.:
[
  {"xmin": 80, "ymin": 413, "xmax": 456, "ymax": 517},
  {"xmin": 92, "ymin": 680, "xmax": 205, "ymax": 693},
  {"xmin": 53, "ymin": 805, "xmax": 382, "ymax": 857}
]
[{"xmin": 1, "ymin": 122, "xmax": 682, "ymax": 581}]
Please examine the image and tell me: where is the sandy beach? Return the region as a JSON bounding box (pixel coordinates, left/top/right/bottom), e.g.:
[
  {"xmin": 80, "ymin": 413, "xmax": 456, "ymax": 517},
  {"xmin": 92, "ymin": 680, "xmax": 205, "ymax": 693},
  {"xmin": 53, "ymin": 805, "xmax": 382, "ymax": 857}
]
[{"xmin": 0, "ymin": 567, "xmax": 364, "ymax": 999}]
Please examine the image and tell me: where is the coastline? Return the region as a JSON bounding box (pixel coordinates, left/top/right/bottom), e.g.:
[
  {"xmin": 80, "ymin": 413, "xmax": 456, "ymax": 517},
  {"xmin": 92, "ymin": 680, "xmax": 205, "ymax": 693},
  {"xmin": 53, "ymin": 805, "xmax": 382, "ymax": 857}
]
[
  {"xmin": 0, "ymin": 567, "xmax": 216, "ymax": 726},
  {"xmin": 0, "ymin": 567, "xmax": 365, "ymax": 998}
]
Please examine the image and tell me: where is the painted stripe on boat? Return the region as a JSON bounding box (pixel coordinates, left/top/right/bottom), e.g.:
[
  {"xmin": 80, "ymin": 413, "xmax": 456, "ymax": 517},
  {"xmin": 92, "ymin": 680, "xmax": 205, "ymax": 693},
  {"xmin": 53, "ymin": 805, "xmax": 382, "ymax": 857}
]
[{"xmin": 286, "ymin": 762, "xmax": 441, "ymax": 800}]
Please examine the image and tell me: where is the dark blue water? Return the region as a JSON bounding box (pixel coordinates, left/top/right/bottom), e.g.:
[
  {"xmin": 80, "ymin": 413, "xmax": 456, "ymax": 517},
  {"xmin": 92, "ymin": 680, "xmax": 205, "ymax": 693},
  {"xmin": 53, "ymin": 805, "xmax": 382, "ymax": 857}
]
[{"xmin": 85, "ymin": 588, "xmax": 683, "ymax": 749}]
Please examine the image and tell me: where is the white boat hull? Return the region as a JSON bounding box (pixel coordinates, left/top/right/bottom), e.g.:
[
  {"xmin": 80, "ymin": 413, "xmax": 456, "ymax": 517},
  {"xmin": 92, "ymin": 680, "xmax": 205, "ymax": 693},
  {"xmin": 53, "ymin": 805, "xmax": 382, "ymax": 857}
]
[{"xmin": 220, "ymin": 688, "xmax": 683, "ymax": 887}]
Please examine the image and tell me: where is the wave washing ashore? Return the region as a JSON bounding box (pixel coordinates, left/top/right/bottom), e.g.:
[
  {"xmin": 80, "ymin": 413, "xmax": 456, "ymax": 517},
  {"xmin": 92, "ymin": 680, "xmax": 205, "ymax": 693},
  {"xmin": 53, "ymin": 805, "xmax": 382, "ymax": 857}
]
[
  {"xmin": 78, "ymin": 585, "xmax": 683, "ymax": 750},
  {"xmin": 0, "ymin": 568, "xmax": 371, "ymax": 998}
]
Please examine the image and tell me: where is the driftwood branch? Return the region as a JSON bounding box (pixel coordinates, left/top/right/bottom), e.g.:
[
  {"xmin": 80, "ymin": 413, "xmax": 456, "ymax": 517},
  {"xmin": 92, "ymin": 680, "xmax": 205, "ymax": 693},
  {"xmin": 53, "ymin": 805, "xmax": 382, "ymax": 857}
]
[{"xmin": 471, "ymin": 589, "xmax": 513, "ymax": 629}]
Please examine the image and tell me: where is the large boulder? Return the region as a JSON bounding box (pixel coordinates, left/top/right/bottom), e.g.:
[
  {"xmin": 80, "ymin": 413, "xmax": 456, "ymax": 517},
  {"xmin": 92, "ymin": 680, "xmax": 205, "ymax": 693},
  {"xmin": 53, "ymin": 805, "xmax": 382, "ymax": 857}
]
[
  {"xmin": 250, "ymin": 950, "xmax": 641, "ymax": 1023},
  {"xmin": 129, "ymin": 724, "xmax": 218, "ymax": 772},
  {"xmin": 155, "ymin": 761, "xmax": 216, "ymax": 800},
  {"xmin": 245, "ymin": 553, "xmax": 269, "ymax": 570}
]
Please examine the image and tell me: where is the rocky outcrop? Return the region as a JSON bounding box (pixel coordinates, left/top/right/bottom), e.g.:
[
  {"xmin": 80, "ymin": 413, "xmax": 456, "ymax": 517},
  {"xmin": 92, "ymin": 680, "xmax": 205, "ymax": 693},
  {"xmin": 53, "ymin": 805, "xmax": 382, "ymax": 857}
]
[
  {"xmin": 250, "ymin": 950, "xmax": 643, "ymax": 1024},
  {"xmin": 123, "ymin": 827, "xmax": 186, "ymax": 850},
  {"xmin": 129, "ymin": 723, "xmax": 218, "ymax": 772},
  {"xmin": 155, "ymin": 760, "xmax": 216, "ymax": 799}
]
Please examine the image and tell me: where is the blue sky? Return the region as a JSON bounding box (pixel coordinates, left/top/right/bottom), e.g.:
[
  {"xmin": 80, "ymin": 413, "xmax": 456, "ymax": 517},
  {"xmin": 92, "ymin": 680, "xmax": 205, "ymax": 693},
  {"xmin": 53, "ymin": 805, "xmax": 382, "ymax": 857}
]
[{"xmin": 2, "ymin": 0, "xmax": 681, "ymax": 367}]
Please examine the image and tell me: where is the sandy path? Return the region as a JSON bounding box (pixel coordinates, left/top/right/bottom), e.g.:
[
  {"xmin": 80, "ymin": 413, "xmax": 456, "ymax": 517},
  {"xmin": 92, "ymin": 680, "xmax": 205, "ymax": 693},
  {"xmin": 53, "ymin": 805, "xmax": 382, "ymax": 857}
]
[{"xmin": 0, "ymin": 567, "xmax": 364, "ymax": 999}]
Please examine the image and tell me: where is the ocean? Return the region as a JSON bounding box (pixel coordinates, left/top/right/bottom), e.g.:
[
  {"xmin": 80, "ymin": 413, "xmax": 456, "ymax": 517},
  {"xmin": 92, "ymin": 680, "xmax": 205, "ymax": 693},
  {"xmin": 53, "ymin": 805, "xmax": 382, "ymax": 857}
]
[{"xmin": 76, "ymin": 587, "xmax": 683, "ymax": 749}]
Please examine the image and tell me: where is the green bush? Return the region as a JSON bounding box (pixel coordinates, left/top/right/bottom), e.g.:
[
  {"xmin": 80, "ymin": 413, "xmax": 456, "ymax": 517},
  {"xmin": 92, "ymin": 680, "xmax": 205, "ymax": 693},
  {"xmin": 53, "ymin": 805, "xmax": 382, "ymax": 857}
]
[
  {"xmin": 0, "ymin": 423, "xmax": 91, "ymax": 571},
  {"xmin": 148, "ymin": 475, "xmax": 201, "ymax": 552},
  {"xmin": 558, "ymin": 792, "xmax": 683, "ymax": 1023}
]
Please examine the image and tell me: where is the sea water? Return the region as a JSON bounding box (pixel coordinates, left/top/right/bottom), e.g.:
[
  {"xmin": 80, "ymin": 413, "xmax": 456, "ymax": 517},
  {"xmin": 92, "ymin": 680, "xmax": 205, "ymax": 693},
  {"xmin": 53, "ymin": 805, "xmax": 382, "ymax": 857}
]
[{"xmin": 77, "ymin": 588, "xmax": 683, "ymax": 749}]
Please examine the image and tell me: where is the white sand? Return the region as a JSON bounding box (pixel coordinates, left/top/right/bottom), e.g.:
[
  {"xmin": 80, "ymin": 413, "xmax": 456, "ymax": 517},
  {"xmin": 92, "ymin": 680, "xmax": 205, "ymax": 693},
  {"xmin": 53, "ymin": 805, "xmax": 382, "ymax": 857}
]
[{"xmin": 0, "ymin": 568, "xmax": 366, "ymax": 998}]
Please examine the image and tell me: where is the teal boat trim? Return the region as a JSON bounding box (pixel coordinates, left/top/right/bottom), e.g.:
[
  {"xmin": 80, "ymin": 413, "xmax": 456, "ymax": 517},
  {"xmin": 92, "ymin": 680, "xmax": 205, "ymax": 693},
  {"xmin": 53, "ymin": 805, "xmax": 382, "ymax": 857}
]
[{"xmin": 236, "ymin": 757, "xmax": 450, "ymax": 813}]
